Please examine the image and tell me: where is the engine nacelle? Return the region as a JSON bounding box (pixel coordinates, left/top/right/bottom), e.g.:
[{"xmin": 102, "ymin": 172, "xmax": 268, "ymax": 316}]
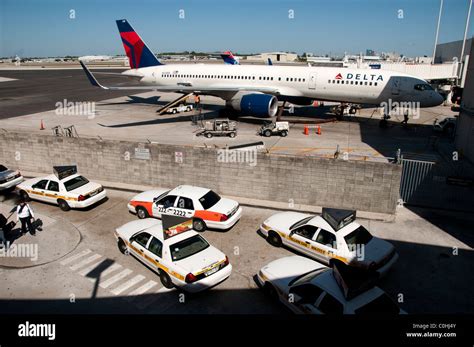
[{"xmin": 227, "ymin": 92, "xmax": 278, "ymax": 118}]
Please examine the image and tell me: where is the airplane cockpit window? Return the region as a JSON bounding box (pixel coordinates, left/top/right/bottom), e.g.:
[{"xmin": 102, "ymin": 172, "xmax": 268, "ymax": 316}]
[{"xmin": 414, "ymin": 84, "xmax": 434, "ymax": 91}]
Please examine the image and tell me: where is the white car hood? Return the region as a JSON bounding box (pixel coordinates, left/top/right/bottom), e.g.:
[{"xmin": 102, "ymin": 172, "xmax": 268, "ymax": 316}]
[
  {"xmin": 116, "ymin": 218, "xmax": 161, "ymax": 240},
  {"xmin": 263, "ymin": 255, "xmax": 327, "ymax": 286},
  {"xmin": 131, "ymin": 189, "xmax": 169, "ymax": 202},
  {"xmin": 173, "ymin": 245, "xmax": 226, "ymax": 274},
  {"xmin": 265, "ymin": 211, "xmax": 313, "ymax": 232},
  {"xmin": 209, "ymin": 197, "xmax": 239, "ymax": 214}
]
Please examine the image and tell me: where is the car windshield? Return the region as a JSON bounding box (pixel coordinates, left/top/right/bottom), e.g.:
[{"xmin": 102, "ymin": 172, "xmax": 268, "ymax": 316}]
[
  {"xmin": 0, "ymin": 165, "xmax": 7, "ymax": 172},
  {"xmin": 170, "ymin": 235, "xmax": 210, "ymax": 261},
  {"xmin": 154, "ymin": 190, "xmax": 170, "ymax": 202},
  {"xmin": 354, "ymin": 293, "xmax": 400, "ymax": 314},
  {"xmin": 199, "ymin": 190, "xmax": 221, "ymax": 210},
  {"xmin": 344, "ymin": 225, "xmax": 373, "ymax": 247},
  {"xmin": 290, "ymin": 216, "xmax": 314, "ymax": 230},
  {"xmin": 289, "ymin": 267, "xmax": 330, "ymax": 287},
  {"xmin": 64, "ymin": 175, "xmax": 89, "ymax": 192}
]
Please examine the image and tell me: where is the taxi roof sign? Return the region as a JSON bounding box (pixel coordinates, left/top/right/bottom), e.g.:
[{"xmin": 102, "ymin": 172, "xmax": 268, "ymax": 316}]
[
  {"xmin": 322, "ymin": 208, "xmax": 356, "ymax": 231},
  {"xmin": 161, "ymin": 215, "xmax": 193, "ymax": 240},
  {"xmin": 53, "ymin": 165, "xmax": 77, "ymax": 180},
  {"xmin": 332, "ymin": 261, "xmax": 378, "ymax": 301}
]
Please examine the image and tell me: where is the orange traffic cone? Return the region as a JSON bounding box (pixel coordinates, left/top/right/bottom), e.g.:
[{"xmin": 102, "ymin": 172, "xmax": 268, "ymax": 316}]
[
  {"xmin": 316, "ymin": 125, "xmax": 321, "ymax": 135},
  {"xmin": 304, "ymin": 125, "xmax": 309, "ymax": 135},
  {"xmin": 40, "ymin": 119, "xmax": 45, "ymax": 130}
]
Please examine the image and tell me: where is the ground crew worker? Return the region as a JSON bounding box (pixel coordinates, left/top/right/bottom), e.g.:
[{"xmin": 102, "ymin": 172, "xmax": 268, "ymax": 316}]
[
  {"xmin": 194, "ymin": 94, "xmax": 201, "ymax": 110},
  {"xmin": 16, "ymin": 199, "xmax": 35, "ymax": 236}
]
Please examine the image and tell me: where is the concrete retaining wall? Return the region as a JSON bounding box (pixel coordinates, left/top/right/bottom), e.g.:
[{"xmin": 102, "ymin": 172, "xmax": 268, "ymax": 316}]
[{"xmin": 0, "ymin": 131, "xmax": 402, "ymax": 214}]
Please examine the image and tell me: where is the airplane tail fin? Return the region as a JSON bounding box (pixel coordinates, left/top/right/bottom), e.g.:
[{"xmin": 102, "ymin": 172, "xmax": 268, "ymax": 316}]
[
  {"xmin": 221, "ymin": 51, "xmax": 239, "ymax": 65},
  {"xmin": 116, "ymin": 19, "xmax": 163, "ymax": 69}
]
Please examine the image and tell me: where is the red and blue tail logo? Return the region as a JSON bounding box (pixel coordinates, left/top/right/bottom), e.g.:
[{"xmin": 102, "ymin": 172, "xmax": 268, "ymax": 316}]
[
  {"xmin": 221, "ymin": 51, "xmax": 239, "ymax": 65},
  {"xmin": 116, "ymin": 19, "xmax": 163, "ymax": 69}
]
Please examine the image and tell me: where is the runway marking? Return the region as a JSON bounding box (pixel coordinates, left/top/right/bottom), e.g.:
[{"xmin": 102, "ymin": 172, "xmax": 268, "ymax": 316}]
[
  {"xmin": 99, "ymin": 269, "xmax": 133, "ymax": 289},
  {"xmin": 0, "ymin": 77, "xmax": 18, "ymax": 82},
  {"xmin": 110, "ymin": 274, "xmax": 145, "ymax": 295},
  {"xmin": 87, "ymin": 263, "xmax": 123, "ymax": 282},
  {"xmin": 60, "ymin": 249, "xmax": 92, "ymax": 265},
  {"xmin": 69, "ymin": 254, "xmax": 102, "ymax": 271}
]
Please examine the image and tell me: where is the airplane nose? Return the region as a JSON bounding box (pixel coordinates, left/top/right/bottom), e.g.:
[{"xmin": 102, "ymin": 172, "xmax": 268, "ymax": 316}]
[{"xmin": 435, "ymin": 92, "xmax": 444, "ymax": 106}]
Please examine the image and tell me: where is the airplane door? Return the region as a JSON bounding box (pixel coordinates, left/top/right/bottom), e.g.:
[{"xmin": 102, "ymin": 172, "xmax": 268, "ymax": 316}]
[
  {"xmin": 308, "ymin": 73, "xmax": 317, "ymax": 90},
  {"xmin": 391, "ymin": 77, "xmax": 401, "ymax": 95}
]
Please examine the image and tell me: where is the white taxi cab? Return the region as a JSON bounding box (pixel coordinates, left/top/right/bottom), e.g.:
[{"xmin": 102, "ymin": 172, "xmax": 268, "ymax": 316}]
[
  {"xmin": 16, "ymin": 166, "xmax": 107, "ymax": 211},
  {"xmin": 259, "ymin": 208, "xmax": 398, "ymax": 276},
  {"xmin": 0, "ymin": 165, "xmax": 24, "ymax": 192},
  {"xmin": 115, "ymin": 216, "xmax": 232, "ymax": 292},
  {"xmin": 256, "ymin": 255, "xmax": 404, "ymax": 314},
  {"xmin": 127, "ymin": 185, "xmax": 242, "ymax": 232}
]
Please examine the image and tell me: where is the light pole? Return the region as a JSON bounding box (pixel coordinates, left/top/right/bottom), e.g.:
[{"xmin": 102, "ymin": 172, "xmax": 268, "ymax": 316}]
[{"xmin": 432, "ymin": 0, "xmax": 444, "ymax": 64}]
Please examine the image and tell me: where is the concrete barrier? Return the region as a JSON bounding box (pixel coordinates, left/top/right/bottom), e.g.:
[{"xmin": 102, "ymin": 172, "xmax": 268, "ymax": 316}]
[{"xmin": 0, "ymin": 131, "xmax": 402, "ymax": 214}]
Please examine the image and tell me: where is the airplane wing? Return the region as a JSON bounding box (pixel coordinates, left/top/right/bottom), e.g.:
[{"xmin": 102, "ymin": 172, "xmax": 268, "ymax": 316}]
[{"xmin": 79, "ymin": 61, "xmax": 279, "ymax": 94}]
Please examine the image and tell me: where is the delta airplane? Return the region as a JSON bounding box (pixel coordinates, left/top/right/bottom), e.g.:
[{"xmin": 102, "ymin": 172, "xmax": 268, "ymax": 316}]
[{"xmin": 80, "ymin": 19, "xmax": 444, "ymax": 120}]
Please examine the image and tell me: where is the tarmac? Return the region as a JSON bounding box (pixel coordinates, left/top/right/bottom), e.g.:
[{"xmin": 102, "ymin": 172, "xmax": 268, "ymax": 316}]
[{"xmin": 0, "ymin": 69, "xmax": 458, "ymax": 162}]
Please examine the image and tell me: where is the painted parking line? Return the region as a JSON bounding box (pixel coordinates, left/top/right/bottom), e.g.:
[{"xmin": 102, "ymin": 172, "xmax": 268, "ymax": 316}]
[
  {"xmin": 78, "ymin": 260, "xmax": 107, "ymax": 277},
  {"xmin": 110, "ymin": 275, "xmax": 146, "ymax": 296},
  {"xmin": 60, "ymin": 249, "xmax": 92, "ymax": 265},
  {"xmin": 87, "ymin": 263, "xmax": 123, "ymax": 282},
  {"xmin": 127, "ymin": 280, "xmax": 159, "ymax": 297},
  {"xmin": 69, "ymin": 254, "xmax": 102, "ymax": 271},
  {"xmin": 99, "ymin": 269, "xmax": 133, "ymax": 289}
]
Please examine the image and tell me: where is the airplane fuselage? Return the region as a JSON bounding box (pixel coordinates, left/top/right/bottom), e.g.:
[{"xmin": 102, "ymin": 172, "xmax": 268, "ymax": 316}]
[{"xmin": 127, "ymin": 64, "xmax": 444, "ymax": 107}]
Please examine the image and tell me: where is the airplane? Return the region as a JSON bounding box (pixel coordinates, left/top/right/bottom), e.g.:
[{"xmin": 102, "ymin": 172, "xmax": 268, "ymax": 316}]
[
  {"xmin": 80, "ymin": 19, "xmax": 444, "ymax": 122},
  {"xmin": 220, "ymin": 51, "xmax": 272, "ymax": 66}
]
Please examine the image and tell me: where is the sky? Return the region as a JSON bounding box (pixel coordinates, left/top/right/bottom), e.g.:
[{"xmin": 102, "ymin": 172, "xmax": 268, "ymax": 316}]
[{"xmin": 1, "ymin": 0, "xmax": 474, "ymax": 58}]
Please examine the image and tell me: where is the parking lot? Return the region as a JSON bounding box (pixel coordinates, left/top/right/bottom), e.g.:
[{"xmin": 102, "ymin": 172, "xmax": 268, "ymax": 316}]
[{"xmin": 0, "ymin": 188, "xmax": 472, "ymax": 314}]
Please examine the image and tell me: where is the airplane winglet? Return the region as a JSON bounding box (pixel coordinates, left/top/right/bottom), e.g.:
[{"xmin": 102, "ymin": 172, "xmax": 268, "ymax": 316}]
[{"xmin": 79, "ymin": 60, "xmax": 109, "ymax": 89}]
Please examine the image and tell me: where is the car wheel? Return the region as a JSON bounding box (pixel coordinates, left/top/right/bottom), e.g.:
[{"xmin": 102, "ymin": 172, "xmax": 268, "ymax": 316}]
[
  {"xmin": 267, "ymin": 231, "xmax": 282, "ymax": 247},
  {"xmin": 117, "ymin": 239, "xmax": 128, "ymax": 255},
  {"xmin": 159, "ymin": 270, "xmax": 174, "ymax": 289},
  {"xmin": 205, "ymin": 132, "xmax": 212, "ymax": 138},
  {"xmin": 172, "ymin": 109, "xmax": 177, "ymax": 114},
  {"xmin": 186, "ymin": 107, "xmax": 191, "ymax": 112},
  {"xmin": 280, "ymin": 130, "xmax": 288, "ymax": 137},
  {"xmin": 229, "ymin": 132, "xmax": 236, "ymax": 138},
  {"xmin": 264, "ymin": 130, "xmax": 272, "ymax": 137},
  {"xmin": 193, "ymin": 218, "xmax": 206, "ymax": 232},
  {"xmin": 57, "ymin": 199, "xmax": 70, "ymax": 211},
  {"xmin": 136, "ymin": 206, "xmax": 149, "ymax": 219},
  {"xmin": 19, "ymin": 190, "xmax": 30, "ymax": 201}
]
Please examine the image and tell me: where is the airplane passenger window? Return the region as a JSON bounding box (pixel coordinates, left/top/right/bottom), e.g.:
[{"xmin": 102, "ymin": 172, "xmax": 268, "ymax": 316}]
[
  {"xmin": 253, "ymin": 76, "xmax": 255, "ymax": 80},
  {"xmin": 303, "ymin": 79, "xmax": 305, "ymax": 82},
  {"xmin": 278, "ymin": 77, "xmax": 281, "ymax": 81},
  {"xmin": 271, "ymin": 77, "xmax": 273, "ymax": 80},
  {"xmin": 374, "ymin": 82, "xmax": 378, "ymax": 86},
  {"xmin": 369, "ymin": 82, "xmax": 373, "ymax": 86},
  {"xmin": 337, "ymin": 80, "xmax": 340, "ymax": 84}
]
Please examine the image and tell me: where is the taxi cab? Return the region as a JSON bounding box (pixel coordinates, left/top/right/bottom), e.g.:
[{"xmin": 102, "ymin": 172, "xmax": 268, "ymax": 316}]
[
  {"xmin": 0, "ymin": 165, "xmax": 23, "ymax": 192},
  {"xmin": 16, "ymin": 165, "xmax": 107, "ymax": 211},
  {"xmin": 115, "ymin": 215, "xmax": 232, "ymax": 292},
  {"xmin": 256, "ymin": 255, "xmax": 404, "ymax": 314},
  {"xmin": 127, "ymin": 185, "xmax": 242, "ymax": 232},
  {"xmin": 259, "ymin": 208, "xmax": 398, "ymax": 276}
]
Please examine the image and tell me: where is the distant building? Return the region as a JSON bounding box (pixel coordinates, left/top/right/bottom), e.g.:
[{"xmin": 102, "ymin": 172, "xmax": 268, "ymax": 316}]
[
  {"xmin": 366, "ymin": 49, "xmax": 375, "ymax": 56},
  {"xmin": 435, "ymin": 38, "xmax": 472, "ymax": 64},
  {"xmin": 246, "ymin": 52, "xmax": 298, "ymax": 63}
]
